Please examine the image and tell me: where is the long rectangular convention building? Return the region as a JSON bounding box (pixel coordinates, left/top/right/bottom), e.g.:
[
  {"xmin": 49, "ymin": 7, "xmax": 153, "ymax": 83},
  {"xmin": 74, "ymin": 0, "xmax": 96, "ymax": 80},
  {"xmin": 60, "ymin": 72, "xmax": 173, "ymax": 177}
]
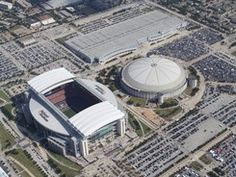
[{"xmin": 64, "ymin": 10, "xmax": 187, "ymax": 64}]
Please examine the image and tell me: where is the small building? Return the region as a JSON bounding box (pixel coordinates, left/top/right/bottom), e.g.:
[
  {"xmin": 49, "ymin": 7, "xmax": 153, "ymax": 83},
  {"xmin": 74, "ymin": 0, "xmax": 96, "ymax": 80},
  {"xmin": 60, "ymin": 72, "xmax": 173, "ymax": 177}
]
[
  {"xmin": 14, "ymin": 0, "xmax": 32, "ymax": 9},
  {"xmin": 26, "ymin": 18, "xmax": 41, "ymax": 28},
  {"xmin": 38, "ymin": 15, "xmax": 56, "ymax": 25},
  {"xmin": 18, "ymin": 36, "xmax": 37, "ymax": 47}
]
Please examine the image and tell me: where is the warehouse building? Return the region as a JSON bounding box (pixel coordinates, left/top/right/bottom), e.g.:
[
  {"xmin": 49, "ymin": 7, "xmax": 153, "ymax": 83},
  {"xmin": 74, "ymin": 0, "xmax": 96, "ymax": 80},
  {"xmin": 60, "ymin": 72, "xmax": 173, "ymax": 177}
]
[{"xmin": 64, "ymin": 10, "xmax": 187, "ymax": 64}]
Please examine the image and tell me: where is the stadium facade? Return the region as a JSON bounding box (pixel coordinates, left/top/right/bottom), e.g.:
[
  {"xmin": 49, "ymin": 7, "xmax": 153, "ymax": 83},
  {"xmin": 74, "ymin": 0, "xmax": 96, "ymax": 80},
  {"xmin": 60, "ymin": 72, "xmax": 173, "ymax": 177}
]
[
  {"xmin": 41, "ymin": 0, "xmax": 83, "ymax": 10},
  {"xmin": 120, "ymin": 57, "xmax": 188, "ymax": 103},
  {"xmin": 23, "ymin": 68, "xmax": 126, "ymax": 157}
]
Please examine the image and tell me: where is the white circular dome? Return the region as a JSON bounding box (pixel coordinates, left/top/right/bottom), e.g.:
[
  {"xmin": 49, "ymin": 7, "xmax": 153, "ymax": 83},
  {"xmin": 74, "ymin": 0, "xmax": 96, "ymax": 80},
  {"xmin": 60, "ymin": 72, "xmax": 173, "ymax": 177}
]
[{"xmin": 121, "ymin": 57, "xmax": 186, "ymax": 93}]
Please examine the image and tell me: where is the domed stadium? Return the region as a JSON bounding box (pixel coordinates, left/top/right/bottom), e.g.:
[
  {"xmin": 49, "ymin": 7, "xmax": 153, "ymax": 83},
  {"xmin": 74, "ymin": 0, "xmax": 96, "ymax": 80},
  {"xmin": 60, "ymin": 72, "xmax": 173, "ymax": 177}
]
[{"xmin": 120, "ymin": 57, "xmax": 187, "ymax": 102}]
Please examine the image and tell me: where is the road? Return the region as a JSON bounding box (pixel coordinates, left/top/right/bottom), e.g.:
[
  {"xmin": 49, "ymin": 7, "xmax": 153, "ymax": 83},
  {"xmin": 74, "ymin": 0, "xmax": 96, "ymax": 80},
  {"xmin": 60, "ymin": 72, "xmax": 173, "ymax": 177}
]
[{"xmin": 118, "ymin": 98, "xmax": 157, "ymax": 130}]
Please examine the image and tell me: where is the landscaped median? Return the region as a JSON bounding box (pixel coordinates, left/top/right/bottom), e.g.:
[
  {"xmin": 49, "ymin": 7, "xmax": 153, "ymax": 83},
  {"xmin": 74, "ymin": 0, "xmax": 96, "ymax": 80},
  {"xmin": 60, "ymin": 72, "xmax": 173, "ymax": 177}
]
[
  {"xmin": 0, "ymin": 121, "xmax": 15, "ymax": 150},
  {"xmin": 127, "ymin": 97, "xmax": 146, "ymax": 107},
  {"xmin": 159, "ymin": 98, "xmax": 179, "ymax": 108},
  {"xmin": 154, "ymin": 98, "xmax": 182, "ymax": 121},
  {"xmin": 1, "ymin": 103, "xmax": 15, "ymax": 120},
  {"xmin": 11, "ymin": 160, "xmax": 31, "ymax": 177},
  {"xmin": 47, "ymin": 151, "xmax": 82, "ymax": 177},
  {"xmin": 128, "ymin": 112, "xmax": 151, "ymax": 136},
  {"xmin": 190, "ymin": 161, "xmax": 203, "ymax": 171},
  {"xmin": 0, "ymin": 90, "xmax": 10, "ymax": 103},
  {"xmin": 199, "ymin": 154, "xmax": 212, "ymax": 165},
  {"xmin": 155, "ymin": 106, "xmax": 182, "ymax": 121}
]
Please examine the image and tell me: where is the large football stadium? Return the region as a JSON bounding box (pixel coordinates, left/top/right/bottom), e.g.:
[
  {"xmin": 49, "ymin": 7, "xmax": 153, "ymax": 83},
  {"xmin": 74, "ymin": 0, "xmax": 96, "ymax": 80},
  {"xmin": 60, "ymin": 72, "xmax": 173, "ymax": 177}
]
[{"xmin": 23, "ymin": 68, "xmax": 126, "ymax": 157}]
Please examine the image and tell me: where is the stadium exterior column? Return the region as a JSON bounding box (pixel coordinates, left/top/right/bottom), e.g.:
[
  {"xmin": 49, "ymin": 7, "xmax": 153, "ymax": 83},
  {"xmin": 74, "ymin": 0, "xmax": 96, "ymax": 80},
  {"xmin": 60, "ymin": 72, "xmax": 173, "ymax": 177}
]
[
  {"xmin": 80, "ymin": 138, "xmax": 89, "ymax": 157},
  {"xmin": 117, "ymin": 119, "xmax": 125, "ymax": 137}
]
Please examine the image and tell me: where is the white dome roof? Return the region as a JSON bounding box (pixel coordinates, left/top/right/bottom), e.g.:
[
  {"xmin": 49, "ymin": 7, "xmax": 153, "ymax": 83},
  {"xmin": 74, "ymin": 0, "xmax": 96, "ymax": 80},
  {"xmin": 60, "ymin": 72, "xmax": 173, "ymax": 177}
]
[{"xmin": 121, "ymin": 57, "xmax": 186, "ymax": 93}]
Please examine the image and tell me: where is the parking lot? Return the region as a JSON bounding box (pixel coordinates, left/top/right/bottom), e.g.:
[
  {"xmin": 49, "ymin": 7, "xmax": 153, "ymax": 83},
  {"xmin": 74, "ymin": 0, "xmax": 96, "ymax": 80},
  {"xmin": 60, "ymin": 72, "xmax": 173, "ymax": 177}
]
[
  {"xmin": 76, "ymin": 5, "xmax": 154, "ymax": 34},
  {"xmin": 209, "ymin": 95, "xmax": 236, "ymax": 127},
  {"xmin": 0, "ymin": 53, "xmax": 23, "ymax": 82},
  {"xmin": 163, "ymin": 84, "xmax": 236, "ymax": 152},
  {"xmin": 149, "ymin": 37, "xmax": 209, "ymax": 61},
  {"xmin": 194, "ymin": 55, "xmax": 236, "ymax": 83},
  {"xmin": 107, "ymin": 6, "xmax": 153, "ymax": 24},
  {"xmin": 192, "ymin": 28, "xmax": 224, "ymax": 45},
  {"xmin": 202, "ymin": 84, "xmax": 236, "ymax": 120},
  {"xmin": 124, "ymin": 83, "xmax": 236, "ymax": 176},
  {"xmin": 1, "ymin": 41, "xmax": 21, "ymax": 53},
  {"xmin": 78, "ymin": 19, "xmax": 110, "ymax": 34},
  {"xmin": 198, "ymin": 84, "xmax": 236, "ymax": 128},
  {"xmin": 0, "ymin": 32, "xmax": 14, "ymax": 45},
  {"xmin": 31, "ymin": 59, "xmax": 84, "ymax": 75},
  {"xmin": 172, "ymin": 166, "xmax": 201, "ymax": 177},
  {"xmin": 10, "ymin": 40, "xmax": 82, "ymax": 70},
  {"xmin": 126, "ymin": 134, "xmax": 185, "ymax": 177},
  {"xmin": 209, "ymin": 135, "xmax": 236, "ymax": 177},
  {"xmin": 164, "ymin": 110, "xmax": 224, "ymax": 152}
]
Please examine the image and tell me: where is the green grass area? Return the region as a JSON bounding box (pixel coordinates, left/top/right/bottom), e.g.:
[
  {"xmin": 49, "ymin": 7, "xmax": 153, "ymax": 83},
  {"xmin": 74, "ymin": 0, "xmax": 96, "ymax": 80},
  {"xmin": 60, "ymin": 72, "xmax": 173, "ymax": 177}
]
[
  {"xmin": 7, "ymin": 149, "xmax": 46, "ymax": 177},
  {"xmin": 128, "ymin": 113, "xmax": 142, "ymax": 136},
  {"xmin": 127, "ymin": 97, "xmax": 146, "ymax": 107},
  {"xmin": 188, "ymin": 66, "xmax": 198, "ymax": 77},
  {"xmin": 139, "ymin": 121, "xmax": 151, "ymax": 135},
  {"xmin": 207, "ymin": 171, "xmax": 220, "ymax": 177},
  {"xmin": 199, "ymin": 154, "xmax": 212, "ymax": 165},
  {"xmin": 128, "ymin": 112, "xmax": 151, "ymax": 136},
  {"xmin": 108, "ymin": 82, "xmax": 118, "ymax": 92},
  {"xmin": 63, "ymin": 108, "xmax": 77, "ymax": 118},
  {"xmin": 11, "ymin": 161, "xmax": 31, "ymax": 177},
  {"xmin": 48, "ymin": 158, "xmax": 80, "ymax": 177},
  {"xmin": 0, "ymin": 90, "xmax": 10, "ymax": 102},
  {"xmin": 47, "ymin": 152, "xmax": 81, "ymax": 177},
  {"xmin": 49, "ymin": 151, "xmax": 82, "ymax": 170},
  {"xmin": 1, "ymin": 103, "xmax": 15, "ymax": 120},
  {"xmin": 0, "ymin": 122, "xmax": 15, "ymax": 150},
  {"xmin": 0, "ymin": 99, "xmax": 4, "ymax": 104},
  {"xmin": 191, "ymin": 88, "xmax": 199, "ymax": 96},
  {"xmin": 155, "ymin": 106, "xmax": 182, "ymax": 120},
  {"xmin": 159, "ymin": 98, "xmax": 178, "ymax": 108},
  {"xmin": 190, "ymin": 161, "xmax": 203, "ymax": 171}
]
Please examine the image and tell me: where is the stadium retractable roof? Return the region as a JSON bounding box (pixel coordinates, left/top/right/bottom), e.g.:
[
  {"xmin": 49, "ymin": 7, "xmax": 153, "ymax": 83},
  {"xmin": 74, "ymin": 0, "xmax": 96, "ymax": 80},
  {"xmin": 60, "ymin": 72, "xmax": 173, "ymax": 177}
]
[
  {"xmin": 28, "ymin": 68, "xmax": 75, "ymax": 94},
  {"xmin": 69, "ymin": 101, "xmax": 124, "ymax": 137}
]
